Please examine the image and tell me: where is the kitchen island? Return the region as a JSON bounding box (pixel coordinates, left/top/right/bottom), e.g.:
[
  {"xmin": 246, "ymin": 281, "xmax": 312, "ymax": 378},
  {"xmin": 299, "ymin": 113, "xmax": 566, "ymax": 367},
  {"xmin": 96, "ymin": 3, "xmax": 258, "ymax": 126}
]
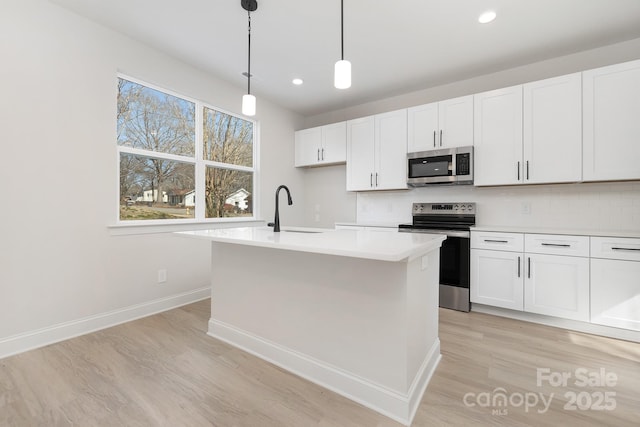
[{"xmin": 177, "ymin": 227, "xmax": 445, "ymax": 425}]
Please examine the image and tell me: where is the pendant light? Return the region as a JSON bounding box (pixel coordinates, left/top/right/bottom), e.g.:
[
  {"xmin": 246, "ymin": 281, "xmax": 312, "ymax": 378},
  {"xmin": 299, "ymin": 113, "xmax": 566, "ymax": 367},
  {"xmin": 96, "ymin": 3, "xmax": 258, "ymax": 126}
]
[
  {"xmin": 334, "ymin": 0, "xmax": 351, "ymax": 89},
  {"xmin": 241, "ymin": 0, "xmax": 257, "ymax": 116}
]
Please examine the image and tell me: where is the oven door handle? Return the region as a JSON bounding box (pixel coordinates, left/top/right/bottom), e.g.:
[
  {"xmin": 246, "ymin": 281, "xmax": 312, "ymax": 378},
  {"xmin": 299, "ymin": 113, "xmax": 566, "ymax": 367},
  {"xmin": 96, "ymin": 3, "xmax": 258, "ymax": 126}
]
[{"xmin": 399, "ymin": 229, "xmax": 470, "ymax": 238}]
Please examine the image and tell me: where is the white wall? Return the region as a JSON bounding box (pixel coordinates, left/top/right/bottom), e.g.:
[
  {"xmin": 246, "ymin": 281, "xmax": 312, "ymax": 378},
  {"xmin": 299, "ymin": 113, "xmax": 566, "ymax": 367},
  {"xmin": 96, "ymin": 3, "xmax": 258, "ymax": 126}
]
[
  {"xmin": 356, "ymin": 182, "xmax": 640, "ymax": 232},
  {"xmin": 0, "ymin": 0, "xmax": 304, "ymax": 355},
  {"xmin": 300, "ymin": 38, "xmax": 640, "ymax": 232}
]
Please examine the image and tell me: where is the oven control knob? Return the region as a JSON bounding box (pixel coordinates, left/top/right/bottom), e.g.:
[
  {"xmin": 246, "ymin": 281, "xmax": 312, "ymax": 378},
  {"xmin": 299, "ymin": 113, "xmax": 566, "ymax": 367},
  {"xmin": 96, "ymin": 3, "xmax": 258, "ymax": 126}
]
[
  {"xmin": 454, "ymin": 204, "xmax": 459, "ymax": 211},
  {"xmin": 467, "ymin": 204, "xmax": 473, "ymax": 211}
]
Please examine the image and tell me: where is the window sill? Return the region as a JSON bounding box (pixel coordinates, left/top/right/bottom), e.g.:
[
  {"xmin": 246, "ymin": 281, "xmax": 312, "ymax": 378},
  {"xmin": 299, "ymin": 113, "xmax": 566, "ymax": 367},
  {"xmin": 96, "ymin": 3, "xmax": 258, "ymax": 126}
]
[{"xmin": 108, "ymin": 218, "xmax": 266, "ymax": 236}]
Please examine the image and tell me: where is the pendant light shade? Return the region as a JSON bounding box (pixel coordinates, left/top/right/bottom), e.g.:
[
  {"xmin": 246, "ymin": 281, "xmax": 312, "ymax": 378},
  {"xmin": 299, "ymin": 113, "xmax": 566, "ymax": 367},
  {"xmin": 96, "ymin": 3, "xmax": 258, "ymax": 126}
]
[
  {"xmin": 241, "ymin": 0, "xmax": 258, "ymax": 116},
  {"xmin": 242, "ymin": 93, "xmax": 256, "ymax": 116},
  {"xmin": 334, "ymin": 59, "xmax": 351, "ymax": 89},
  {"xmin": 334, "ymin": 0, "xmax": 351, "ymax": 89}
]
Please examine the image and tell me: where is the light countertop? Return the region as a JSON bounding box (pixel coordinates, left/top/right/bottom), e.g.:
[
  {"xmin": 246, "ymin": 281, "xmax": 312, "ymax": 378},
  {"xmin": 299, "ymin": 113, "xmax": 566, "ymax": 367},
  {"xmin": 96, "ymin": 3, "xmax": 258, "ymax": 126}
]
[
  {"xmin": 471, "ymin": 225, "xmax": 640, "ymax": 239},
  {"xmin": 177, "ymin": 226, "xmax": 445, "ymax": 262}
]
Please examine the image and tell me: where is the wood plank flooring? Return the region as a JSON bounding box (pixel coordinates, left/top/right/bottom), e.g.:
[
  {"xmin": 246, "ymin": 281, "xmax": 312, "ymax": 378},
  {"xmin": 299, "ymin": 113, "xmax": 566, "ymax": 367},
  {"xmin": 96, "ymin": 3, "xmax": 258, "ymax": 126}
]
[{"xmin": 1, "ymin": 300, "xmax": 638, "ymax": 426}]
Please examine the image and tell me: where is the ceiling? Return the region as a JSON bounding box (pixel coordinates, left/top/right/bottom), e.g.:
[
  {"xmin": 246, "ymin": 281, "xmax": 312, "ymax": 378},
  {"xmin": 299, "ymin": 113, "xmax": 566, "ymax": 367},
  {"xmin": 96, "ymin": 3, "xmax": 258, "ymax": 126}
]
[{"xmin": 51, "ymin": 0, "xmax": 640, "ymax": 116}]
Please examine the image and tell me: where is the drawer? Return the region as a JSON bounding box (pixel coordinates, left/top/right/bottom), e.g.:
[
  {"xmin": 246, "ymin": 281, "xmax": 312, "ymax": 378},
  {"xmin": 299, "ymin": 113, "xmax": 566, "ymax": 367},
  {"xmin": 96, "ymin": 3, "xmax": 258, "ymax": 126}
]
[
  {"xmin": 591, "ymin": 236, "xmax": 640, "ymax": 261},
  {"xmin": 471, "ymin": 231, "xmax": 524, "ymax": 252},
  {"xmin": 524, "ymin": 234, "xmax": 589, "ymax": 257}
]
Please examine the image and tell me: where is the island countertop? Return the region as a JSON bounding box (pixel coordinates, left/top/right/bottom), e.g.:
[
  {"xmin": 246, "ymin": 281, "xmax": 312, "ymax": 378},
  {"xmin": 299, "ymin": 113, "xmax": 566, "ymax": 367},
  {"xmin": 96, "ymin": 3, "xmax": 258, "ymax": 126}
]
[{"xmin": 177, "ymin": 226, "xmax": 445, "ymax": 262}]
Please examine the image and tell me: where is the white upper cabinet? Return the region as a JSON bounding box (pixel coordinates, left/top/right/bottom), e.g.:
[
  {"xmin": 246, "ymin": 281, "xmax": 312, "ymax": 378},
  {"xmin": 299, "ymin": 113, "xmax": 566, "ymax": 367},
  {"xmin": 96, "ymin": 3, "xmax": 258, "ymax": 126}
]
[
  {"xmin": 523, "ymin": 73, "xmax": 582, "ymax": 184},
  {"xmin": 475, "ymin": 73, "xmax": 582, "ymax": 186},
  {"xmin": 347, "ymin": 109, "xmax": 407, "ymax": 191},
  {"xmin": 295, "ymin": 122, "xmax": 347, "ymax": 167},
  {"xmin": 407, "ymin": 103, "xmax": 438, "ymax": 152},
  {"xmin": 295, "ymin": 127, "xmax": 321, "ymax": 166},
  {"xmin": 346, "ymin": 116, "xmax": 376, "ymax": 191},
  {"xmin": 407, "ymin": 95, "xmax": 473, "ymax": 152},
  {"xmin": 473, "ymin": 85, "xmax": 523, "ymax": 186},
  {"xmin": 583, "ymin": 59, "xmax": 640, "ymax": 181}
]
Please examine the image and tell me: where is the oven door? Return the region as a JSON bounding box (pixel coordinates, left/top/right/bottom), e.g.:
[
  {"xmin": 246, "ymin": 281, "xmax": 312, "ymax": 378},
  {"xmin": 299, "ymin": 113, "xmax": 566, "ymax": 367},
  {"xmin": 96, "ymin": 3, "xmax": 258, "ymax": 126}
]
[{"xmin": 401, "ymin": 228, "xmax": 470, "ymax": 311}]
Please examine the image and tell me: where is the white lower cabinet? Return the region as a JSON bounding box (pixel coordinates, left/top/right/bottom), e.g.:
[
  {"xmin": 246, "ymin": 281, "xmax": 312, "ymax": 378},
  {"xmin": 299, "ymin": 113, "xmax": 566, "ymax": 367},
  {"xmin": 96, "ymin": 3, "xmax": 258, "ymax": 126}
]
[
  {"xmin": 471, "ymin": 231, "xmax": 525, "ymax": 310},
  {"xmin": 524, "ymin": 253, "xmax": 590, "ymax": 321},
  {"xmin": 471, "ymin": 249, "xmax": 524, "ymax": 310},
  {"xmin": 590, "ymin": 237, "xmax": 640, "ymax": 331},
  {"xmin": 523, "ymin": 234, "xmax": 590, "ymax": 321},
  {"xmin": 472, "ymin": 231, "xmax": 590, "ymax": 322}
]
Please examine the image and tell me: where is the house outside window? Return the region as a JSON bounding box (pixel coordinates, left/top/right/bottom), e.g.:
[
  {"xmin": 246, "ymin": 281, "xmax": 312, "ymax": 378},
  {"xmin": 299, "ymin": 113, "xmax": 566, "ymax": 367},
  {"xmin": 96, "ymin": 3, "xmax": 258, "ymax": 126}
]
[{"xmin": 117, "ymin": 76, "xmax": 256, "ymax": 223}]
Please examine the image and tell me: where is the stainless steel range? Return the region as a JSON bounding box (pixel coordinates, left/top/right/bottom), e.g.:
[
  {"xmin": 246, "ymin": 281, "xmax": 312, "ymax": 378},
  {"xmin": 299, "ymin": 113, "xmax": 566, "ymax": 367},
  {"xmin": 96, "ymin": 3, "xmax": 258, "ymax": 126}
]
[{"xmin": 399, "ymin": 202, "xmax": 476, "ymax": 312}]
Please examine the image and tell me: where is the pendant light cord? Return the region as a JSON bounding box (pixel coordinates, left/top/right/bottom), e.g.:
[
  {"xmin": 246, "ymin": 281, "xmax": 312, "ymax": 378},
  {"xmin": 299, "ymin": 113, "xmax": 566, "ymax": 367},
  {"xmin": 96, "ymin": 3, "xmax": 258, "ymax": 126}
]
[
  {"xmin": 247, "ymin": 9, "xmax": 252, "ymax": 95},
  {"xmin": 340, "ymin": 0, "xmax": 344, "ymax": 60}
]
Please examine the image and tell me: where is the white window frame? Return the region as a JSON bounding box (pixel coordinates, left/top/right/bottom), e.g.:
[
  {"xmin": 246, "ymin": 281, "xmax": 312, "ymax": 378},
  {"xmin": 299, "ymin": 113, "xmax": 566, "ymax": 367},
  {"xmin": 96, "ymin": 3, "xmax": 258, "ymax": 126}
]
[{"xmin": 113, "ymin": 74, "xmax": 260, "ymax": 232}]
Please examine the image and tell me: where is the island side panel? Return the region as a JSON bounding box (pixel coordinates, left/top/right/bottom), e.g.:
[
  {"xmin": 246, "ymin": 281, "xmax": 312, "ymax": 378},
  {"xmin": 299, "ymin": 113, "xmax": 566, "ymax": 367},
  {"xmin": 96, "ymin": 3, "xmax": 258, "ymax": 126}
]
[
  {"xmin": 405, "ymin": 250, "xmax": 441, "ymax": 413},
  {"xmin": 209, "ymin": 241, "xmax": 412, "ymax": 393}
]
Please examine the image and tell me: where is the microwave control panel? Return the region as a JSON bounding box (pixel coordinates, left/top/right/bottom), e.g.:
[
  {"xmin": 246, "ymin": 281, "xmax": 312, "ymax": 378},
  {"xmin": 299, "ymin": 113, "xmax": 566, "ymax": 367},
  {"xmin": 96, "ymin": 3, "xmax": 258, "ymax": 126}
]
[{"xmin": 456, "ymin": 153, "xmax": 471, "ymax": 176}]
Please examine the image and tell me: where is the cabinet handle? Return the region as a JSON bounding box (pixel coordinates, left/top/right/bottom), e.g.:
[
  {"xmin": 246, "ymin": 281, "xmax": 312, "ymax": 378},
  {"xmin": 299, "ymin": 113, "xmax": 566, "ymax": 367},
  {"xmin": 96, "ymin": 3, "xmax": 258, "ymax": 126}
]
[
  {"xmin": 541, "ymin": 243, "xmax": 571, "ymax": 248},
  {"xmin": 376, "ymin": 173, "xmax": 379, "ymax": 187},
  {"xmin": 370, "ymin": 173, "xmax": 373, "ymax": 187},
  {"xmin": 433, "ymin": 130, "xmax": 436, "ymax": 148},
  {"xmin": 440, "ymin": 130, "xmax": 443, "ymax": 147},
  {"xmin": 611, "ymin": 247, "xmax": 640, "ymax": 252},
  {"xmin": 517, "ymin": 162, "xmax": 520, "ymax": 181},
  {"xmin": 317, "ymin": 149, "xmax": 320, "ymax": 161},
  {"xmin": 484, "ymin": 239, "xmax": 508, "ymax": 243},
  {"xmin": 321, "ymin": 148, "xmax": 325, "ymax": 161},
  {"xmin": 526, "ymin": 160, "xmax": 530, "ymax": 180},
  {"xmin": 527, "ymin": 257, "xmax": 531, "ymax": 279},
  {"xmin": 517, "ymin": 256, "xmax": 521, "ymax": 278}
]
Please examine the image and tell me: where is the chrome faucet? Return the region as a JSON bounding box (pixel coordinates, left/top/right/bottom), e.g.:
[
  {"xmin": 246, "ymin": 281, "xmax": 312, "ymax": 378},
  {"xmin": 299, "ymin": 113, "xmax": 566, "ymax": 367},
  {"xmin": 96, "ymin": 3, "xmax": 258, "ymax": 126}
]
[{"xmin": 271, "ymin": 185, "xmax": 293, "ymax": 232}]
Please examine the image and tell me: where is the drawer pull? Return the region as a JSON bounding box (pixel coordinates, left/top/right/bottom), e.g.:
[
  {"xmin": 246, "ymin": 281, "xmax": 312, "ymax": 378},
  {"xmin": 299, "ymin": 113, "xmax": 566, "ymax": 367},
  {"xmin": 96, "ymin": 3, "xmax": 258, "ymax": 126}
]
[
  {"xmin": 517, "ymin": 256, "xmax": 521, "ymax": 278},
  {"xmin": 541, "ymin": 243, "xmax": 571, "ymax": 248},
  {"xmin": 527, "ymin": 257, "xmax": 531, "ymax": 279},
  {"xmin": 484, "ymin": 239, "xmax": 508, "ymax": 243},
  {"xmin": 611, "ymin": 247, "xmax": 640, "ymax": 252}
]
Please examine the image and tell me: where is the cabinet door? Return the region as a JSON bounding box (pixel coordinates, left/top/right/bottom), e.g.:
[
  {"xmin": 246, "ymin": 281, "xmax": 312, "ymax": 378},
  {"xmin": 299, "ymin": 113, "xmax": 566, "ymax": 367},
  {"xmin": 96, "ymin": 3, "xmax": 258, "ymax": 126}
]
[
  {"xmin": 438, "ymin": 95, "xmax": 474, "ymax": 149},
  {"xmin": 474, "ymin": 86, "xmax": 523, "ymax": 186},
  {"xmin": 523, "ymin": 73, "xmax": 582, "ymax": 184},
  {"xmin": 321, "ymin": 121, "xmax": 347, "ymax": 164},
  {"xmin": 375, "ymin": 109, "xmax": 408, "ymax": 190},
  {"xmin": 583, "ymin": 59, "xmax": 640, "ymax": 181},
  {"xmin": 407, "ymin": 103, "xmax": 438, "ymax": 152},
  {"xmin": 591, "ymin": 258, "xmax": 640, "ymax": 331},
  {"xmin": 524, "ymin": 254, "xmax": 589, "ymax": 321},
  {"xmin": 471, "ymin": 249, "xmax": 523, "ymax": 310},
  {"xmin": 346, "ymin": 116, "xmax": 375, "ymax": 191},
  {"xmin": 294, "ymin": 127, "xmax": 322, "ymax": 167}
]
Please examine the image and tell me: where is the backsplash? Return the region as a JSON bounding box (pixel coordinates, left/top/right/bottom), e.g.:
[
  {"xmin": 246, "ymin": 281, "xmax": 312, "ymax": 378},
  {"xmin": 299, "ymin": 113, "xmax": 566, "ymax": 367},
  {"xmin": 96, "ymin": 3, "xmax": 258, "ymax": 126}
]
[{"xmin": 357, "ymin": 181, "xmax": 640, "ymax": 232}]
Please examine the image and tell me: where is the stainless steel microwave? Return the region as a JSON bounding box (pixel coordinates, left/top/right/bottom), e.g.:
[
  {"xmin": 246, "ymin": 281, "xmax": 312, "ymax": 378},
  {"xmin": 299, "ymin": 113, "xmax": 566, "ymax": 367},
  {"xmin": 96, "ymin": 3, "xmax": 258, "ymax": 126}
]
[{"xmin": 407, "ymin": 146, "xmax": 473, "ymax": 186}]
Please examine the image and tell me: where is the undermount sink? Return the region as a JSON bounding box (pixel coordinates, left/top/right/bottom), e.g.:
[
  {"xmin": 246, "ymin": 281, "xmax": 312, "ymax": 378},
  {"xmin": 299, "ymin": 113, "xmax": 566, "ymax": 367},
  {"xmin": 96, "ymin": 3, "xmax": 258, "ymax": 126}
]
[{"xmin": 282, "ymin": 229, "xmax": 323, "ymax": 234}]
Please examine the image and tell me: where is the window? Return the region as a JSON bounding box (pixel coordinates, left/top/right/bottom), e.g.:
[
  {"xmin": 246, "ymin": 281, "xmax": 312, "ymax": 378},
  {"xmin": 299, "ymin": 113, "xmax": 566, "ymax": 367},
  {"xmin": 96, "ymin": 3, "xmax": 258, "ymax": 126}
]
[{"xmin": 117, "ymin": 76, "xmax": 256, "ymax": 223}]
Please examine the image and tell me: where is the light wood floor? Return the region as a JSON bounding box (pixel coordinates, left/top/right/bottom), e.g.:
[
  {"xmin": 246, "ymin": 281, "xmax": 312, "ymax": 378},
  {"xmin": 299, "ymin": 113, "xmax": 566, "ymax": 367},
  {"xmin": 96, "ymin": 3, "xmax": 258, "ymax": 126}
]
[{"xmin": 1, "ymin": 300, "xmax": 638, "ymax": 426}]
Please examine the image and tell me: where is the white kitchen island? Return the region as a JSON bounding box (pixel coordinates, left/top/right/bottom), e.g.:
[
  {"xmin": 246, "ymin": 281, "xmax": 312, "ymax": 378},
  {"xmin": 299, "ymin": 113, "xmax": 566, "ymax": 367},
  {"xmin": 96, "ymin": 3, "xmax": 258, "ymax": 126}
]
[{"xmin": 177, "ymin": 227, "xmax": 445, "ymax": 425}]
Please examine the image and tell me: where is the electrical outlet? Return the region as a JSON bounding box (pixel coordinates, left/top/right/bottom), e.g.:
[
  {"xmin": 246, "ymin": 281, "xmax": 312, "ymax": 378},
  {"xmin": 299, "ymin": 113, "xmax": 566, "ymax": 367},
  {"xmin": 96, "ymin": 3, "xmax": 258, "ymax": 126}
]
[
  {"xmin": 157, "ymin": 269, "xmax": 167, "ymax": 283},
  {"xmin": 522, "ymin": 202, "xmax": 531, "ymax": 215},
  {"xmin": 314, "ymin": 213, "xmax": 320, "ymax": 222}
]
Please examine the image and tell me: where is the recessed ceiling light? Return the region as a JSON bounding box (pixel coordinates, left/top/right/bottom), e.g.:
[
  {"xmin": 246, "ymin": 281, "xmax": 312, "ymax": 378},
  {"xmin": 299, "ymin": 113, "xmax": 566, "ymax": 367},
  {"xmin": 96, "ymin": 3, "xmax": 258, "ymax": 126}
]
[
  {"xmin": 478, "ymin": 10, "xmax": 496, "ymax": 24},
  {"xmin": 292, "ymin": 78, "xmax": 304, "ymax": 85}
]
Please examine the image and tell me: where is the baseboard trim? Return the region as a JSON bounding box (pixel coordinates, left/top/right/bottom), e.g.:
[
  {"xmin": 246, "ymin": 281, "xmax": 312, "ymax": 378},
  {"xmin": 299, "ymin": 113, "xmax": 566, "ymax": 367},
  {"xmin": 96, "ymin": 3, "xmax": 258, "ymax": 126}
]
[
  {"xmin": 472, "ymin": 304, "xmax": 640, "ymax": 343},
  {"xmin": 0, "ymin": 287, "xmax": 210, "ymax": 360},
  {"xmin": 208, "ymin": 318, "xmax": 440, "ymax": 426}
]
